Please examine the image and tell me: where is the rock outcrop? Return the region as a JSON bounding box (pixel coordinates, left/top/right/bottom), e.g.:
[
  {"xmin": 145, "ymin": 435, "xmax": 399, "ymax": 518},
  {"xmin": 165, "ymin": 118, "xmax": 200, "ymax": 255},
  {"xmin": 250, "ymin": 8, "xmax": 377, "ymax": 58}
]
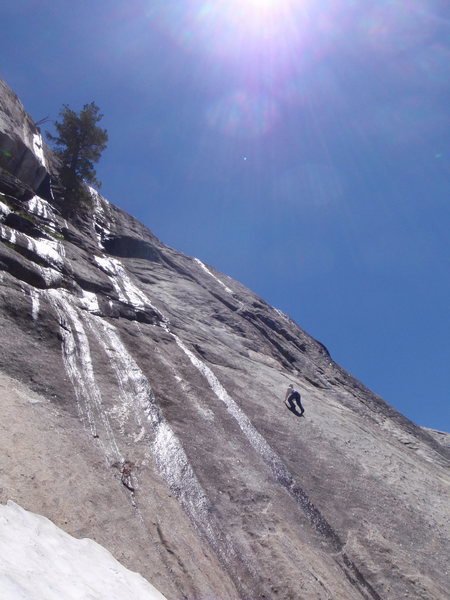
[
  {"xmin": 0, "ymin": 78, "xmax": 449, "ymax": 600},
  {"xmin": 0, "ymin": 80, "xmax": 56, "ymax": 201}
]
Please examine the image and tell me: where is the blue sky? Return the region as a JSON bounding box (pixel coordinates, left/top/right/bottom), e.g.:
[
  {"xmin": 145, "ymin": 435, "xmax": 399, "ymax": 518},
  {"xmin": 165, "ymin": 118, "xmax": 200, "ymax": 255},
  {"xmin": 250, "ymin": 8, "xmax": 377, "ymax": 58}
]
[{"xmin": 1, "ymin": 1, "xmax": 449, "ymax": 432}]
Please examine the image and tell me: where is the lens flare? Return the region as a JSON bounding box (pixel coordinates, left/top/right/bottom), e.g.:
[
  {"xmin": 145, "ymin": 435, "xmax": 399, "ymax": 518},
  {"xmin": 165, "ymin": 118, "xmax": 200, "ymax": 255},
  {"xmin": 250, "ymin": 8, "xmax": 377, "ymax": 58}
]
[
  {"xmin": 134, "ymin": 0, "xmax": 446, "ymax": 146},
  {"xmin": 247, "ymin": 0, "xmax": 278, "ymax": 7},
  {"xmin": 150, "ymin": 0, "xmax": 306, "ymax": 60},
  {"xmin": 206, "ymin": 90, "xmax": 279, "ymax": 138},
  {"xmin": 237, "ymin": 0, "xmax": 292, "ymax": 17}
]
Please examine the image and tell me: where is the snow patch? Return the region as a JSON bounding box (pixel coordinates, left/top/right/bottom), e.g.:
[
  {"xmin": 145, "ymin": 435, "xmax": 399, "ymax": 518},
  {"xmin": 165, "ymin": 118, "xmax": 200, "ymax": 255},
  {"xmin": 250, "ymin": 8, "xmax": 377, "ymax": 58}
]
[
  {"xmin": 173, "ymin": 334, "xmax": 342, "ymax": 550},
  {"xmin": 25, "ymin": 235, "xmax": 65, "ymax": 269},
  {"xmin": 0, "ymin": 223, "xmax": 17, "ymax": 245},
  {"xmin": 84, "ymin": 316, "xmax": 214, "ymax": 527},
  {"xmin": 78, "ymin": 290, "xmax": 100, "ymax": 314},
  {"xmin": 95, "ymin": 256, "xmax": 146, "ymax": 309},
  {"xmin": 152, "ymin": 421, "xmax": 210, "ymax": 515},
  {"xmin": 47, "ymin": 290, "xmax": 121, "ymax": 461},
  {"xmin": 29, "ymin": 288, "xmax": 40, "ymax": 320},
  {"xmin": 90, "ymin": 187, "xmax": 113, "ymax": 249},
  {"xmin": 194, "ymin": 258, "xmax": 233, "ymax": 295},
  {"xmin": 0, "ymin": 500, "xmax": 167, "ymax": 600},
  {"xmin": 94, "ymin": 255, "xmax": 117, "ymax": 276},
  {"xmin": 89, "ymin": 185, "xmax": 100, "ymax": 200},
  {"xmin": 32, "ymin": 133, "xmax": 46, "ymax": 168},
  {"xmin": 174, "ymin": 335, "xmax": 299, "ymax": 489},
  {"xmin": 1, "ymin": 225, "xmax": 63, "ymax": 286},
  {"xmin": 46, "ymin": 287, "xmax": 241, "ymax": 578},
  {"xmin": 108, "ymin": 260, "xmax": 147, "ymax": 308},
  {"xmin": 27, "ymin": 195, "xmax": 56, "ymax": 221},
  {"xmin": 274, "ymin": 308, "xmax": 287, "ymax": 320},
  {"xmin": 94, "ymin": 255, "xmax": 169, "ymax": 327},
  {"xmin": 0, "ymin": 200, "xmax": 11, "ymax": 218}
]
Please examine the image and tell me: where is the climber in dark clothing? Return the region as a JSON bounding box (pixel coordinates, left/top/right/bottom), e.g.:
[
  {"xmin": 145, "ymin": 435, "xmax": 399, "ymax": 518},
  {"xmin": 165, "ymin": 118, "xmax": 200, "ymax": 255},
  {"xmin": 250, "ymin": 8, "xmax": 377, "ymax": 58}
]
[{"xmin": 285, "ymin": 384, "xmax": 304, "ymax": 416}]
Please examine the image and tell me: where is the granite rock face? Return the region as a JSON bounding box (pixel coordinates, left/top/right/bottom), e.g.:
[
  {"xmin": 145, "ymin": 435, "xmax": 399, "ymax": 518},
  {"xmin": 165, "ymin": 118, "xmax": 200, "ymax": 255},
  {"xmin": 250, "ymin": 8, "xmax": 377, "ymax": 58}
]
[
  {"xmin": 0, "ymin": 80, "xmax": 56, "ymax": 200},
  {"xmin": 0, "ymin": 78, "xmax": 449, "ymax": 600}
]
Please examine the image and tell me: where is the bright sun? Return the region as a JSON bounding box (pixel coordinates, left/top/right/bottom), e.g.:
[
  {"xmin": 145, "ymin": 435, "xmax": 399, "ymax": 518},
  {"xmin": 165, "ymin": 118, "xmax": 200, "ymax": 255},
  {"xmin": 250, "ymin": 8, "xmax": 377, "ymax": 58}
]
[
  {"xmin": 245, "ymin": 0, "xmax": 284, "ymax": 11},
  {"xmin": 248, "ymin": 0, "xmax": 275, "ymax": 5},
  {"xmin": 161, "ymin": 1, "xmax": 302, "ymax": 58},
  {"xmin": 227, "ymin": 0, "xmax": 294, "ymax": 24}
]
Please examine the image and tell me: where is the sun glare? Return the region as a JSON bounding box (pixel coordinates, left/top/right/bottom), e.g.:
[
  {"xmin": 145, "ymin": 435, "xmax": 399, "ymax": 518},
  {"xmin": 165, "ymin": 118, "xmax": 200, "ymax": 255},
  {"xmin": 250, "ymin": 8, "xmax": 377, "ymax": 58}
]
[
  {"xmin": 237, "ymin": 0, "xmax": 292, "ymax": 18},
  {"xmin": 246, "ymin": 0, "xmax": 278, "ymax": 8},
  {"xmin": 153, "ymin": 0, "xmax": 306, "ymax": 71},
  {"xmin": 221, "ymin": 0, "xmax": 299, "ymax": 38}
]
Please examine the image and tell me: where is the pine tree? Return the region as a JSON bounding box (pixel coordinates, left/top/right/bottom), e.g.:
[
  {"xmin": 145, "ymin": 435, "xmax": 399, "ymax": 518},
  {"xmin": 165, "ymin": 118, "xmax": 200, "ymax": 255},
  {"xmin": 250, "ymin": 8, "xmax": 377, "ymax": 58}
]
[{"xmin": 47, "ymin": 102, "xmax": 108, "ymax": 210}]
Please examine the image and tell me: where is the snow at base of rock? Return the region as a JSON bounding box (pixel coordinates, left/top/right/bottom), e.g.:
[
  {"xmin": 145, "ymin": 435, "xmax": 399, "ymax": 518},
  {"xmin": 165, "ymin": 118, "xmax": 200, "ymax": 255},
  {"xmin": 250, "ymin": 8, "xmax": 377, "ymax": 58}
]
[{"xmin": 0, "ymin": 501, "xmax": 167, "ymax": 600}]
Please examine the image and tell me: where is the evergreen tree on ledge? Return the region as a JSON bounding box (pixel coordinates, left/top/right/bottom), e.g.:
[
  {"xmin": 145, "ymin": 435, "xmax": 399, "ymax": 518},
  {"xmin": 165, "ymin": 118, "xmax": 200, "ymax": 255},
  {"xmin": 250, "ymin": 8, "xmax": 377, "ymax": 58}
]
[{"xmin": 47, "ymin": 102, "xmax": 108, "ymax": 213}]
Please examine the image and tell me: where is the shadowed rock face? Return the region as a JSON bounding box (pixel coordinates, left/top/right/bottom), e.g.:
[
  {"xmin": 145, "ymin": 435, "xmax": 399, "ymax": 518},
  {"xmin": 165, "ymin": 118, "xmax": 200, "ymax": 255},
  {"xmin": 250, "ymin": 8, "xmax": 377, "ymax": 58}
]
[{"xmin": 0, "ymin": 78, "xmax": 449, "ymax": 600}]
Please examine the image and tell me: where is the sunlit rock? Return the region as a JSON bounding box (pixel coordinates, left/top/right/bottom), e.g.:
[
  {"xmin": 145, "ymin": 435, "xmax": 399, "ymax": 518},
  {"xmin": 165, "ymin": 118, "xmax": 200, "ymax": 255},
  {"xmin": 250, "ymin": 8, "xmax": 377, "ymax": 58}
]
[{"xmin": 0, "ymin": 77, "xmax": 448, "ymax": 600}]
